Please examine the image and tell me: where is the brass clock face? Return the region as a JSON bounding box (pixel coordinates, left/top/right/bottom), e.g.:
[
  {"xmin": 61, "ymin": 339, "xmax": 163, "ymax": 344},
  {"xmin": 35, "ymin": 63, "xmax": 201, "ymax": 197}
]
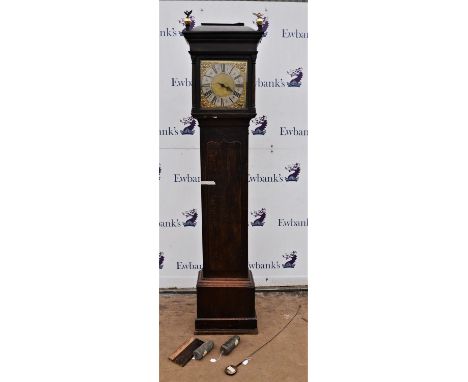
[{"xmin": 200, "ymin": 60, "xmax": 247, "ymax": 109}]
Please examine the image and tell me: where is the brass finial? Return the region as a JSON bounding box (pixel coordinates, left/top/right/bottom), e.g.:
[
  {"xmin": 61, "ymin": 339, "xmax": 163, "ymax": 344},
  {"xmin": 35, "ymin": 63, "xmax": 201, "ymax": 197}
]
[
  {"xmin": 253, "ymin": 12, "xmax": 263, "ymax": 31},
  {"xmin": 184, "ymin": 10, "xmax": 192, "ymax": 31}
]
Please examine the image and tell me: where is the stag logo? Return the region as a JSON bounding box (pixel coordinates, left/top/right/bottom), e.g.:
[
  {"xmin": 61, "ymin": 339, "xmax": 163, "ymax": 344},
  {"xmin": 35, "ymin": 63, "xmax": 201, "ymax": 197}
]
[
  {"xmin": 159, "ymin": 252, "xmax": 165, "ymax": 269},
  {"xmin": 182, "ymin": 209, "xmax": 198, "ymax": 227},
  {"xmin": 287, "ymin": 67, "xmax": 303, "ymax": 87},
  {"xmin": 285, "ymin": 163, "xmax": 301, "ymax": 182},
  {"xmin": 178, "ymin": 14, "xmax": 195, "ymax": 33},
  {"xmin": 180, "ymin": 116, "xmax": 197, "ymax": 135},
  {"xmin": 250, "ymin": 208, "xmax": 266, "ymax": 226},
  {"xmin": 251, "ymin": 115, "xmax": 267, "ymax": 135},
  {"xmin": 252, "ymin": 13, "xmax": 269, "ymax": 37},
  {"xmin": 282, "ymin": 251, "xmax": 297, "ymax": 268}
]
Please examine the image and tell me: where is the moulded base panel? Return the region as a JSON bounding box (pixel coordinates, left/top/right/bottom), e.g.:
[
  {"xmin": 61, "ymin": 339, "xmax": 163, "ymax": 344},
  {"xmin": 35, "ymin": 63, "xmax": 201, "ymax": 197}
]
[
  {"xmin": 194, "ymin": 270, "xmax": 258, "ymax": 335},
  {"xmin": 194, "ymin": 318, "xmax": 258, "ymax": 335}
]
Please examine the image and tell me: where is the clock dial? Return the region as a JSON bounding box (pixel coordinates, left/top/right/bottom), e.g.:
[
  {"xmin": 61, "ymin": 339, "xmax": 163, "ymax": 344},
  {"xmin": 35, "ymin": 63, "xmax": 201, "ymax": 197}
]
[{"xmin": 200, "ymin": 60, "xmax": 247, "ymax": 109}]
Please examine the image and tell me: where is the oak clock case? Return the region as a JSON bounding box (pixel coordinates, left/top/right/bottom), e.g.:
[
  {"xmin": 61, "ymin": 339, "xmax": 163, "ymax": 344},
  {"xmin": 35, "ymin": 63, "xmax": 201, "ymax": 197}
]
[{"xmin": 183, "ymin": 22, "xmax": 263, "ymax": 335}]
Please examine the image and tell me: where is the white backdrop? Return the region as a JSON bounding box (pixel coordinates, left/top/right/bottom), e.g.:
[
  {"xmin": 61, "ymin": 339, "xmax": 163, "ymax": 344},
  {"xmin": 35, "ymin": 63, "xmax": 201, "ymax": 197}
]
[{"xmin": 159, "ymin": 1, "xmax": 308, "ymax": 287}]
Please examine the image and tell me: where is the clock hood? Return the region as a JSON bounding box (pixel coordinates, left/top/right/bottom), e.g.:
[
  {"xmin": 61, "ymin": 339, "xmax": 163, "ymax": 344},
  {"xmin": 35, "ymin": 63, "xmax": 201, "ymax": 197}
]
[{"xmin": 182, "ymin": 22, "xmax": 263, "ymax": 52}]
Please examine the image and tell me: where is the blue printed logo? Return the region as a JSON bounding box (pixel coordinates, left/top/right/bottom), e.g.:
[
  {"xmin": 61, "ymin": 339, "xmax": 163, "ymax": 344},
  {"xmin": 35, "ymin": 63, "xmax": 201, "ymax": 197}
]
[
  {"xmin": 182, "ymin": 209, "xmax": 198, "ymax": 227},
  {"xmin": 249, "ymin": 260, "xmax": 282, "ymax": 270},
  {"xmin": 180, "ymin": 116, "xmax": 197, "ymax": 135},
  {"xmin": 173, "ymin": 173, "xmax": 201, "ymax": 183},
  {"xmin": 159, "ymin": 28, "xmax": 178, "ymax": 37},
  {"xmin": 278, "ymin": 217, "xmax": 308, "ymax": 227},
  {"xmin": 280, "ymin": 126, "xmax": 308, "ymax": 136},
  {"xmin": 282, "ymin": 28, "xmax": 308, "ymax": 39},
  {"xmin": 250, "ymin": 117, "xmax": 307, "ymax": 137},
  {"xmin": 251, "ymin": 115, "xmax": 267, "ymax": 135},
  {"xmin": 287, "ymin": 67, "xmax": 303, "ymax": 87},
  {"xmin": 176, "ymin": 261, "xmax": 202, "ymax": 270},
  {"xmin": 249, "ymin": 173, "xmax": 284, "ymax": 183},
  {"xmin": 250, "ymin": 208, "xmax": 266, "ymax": 226},
  {"xmin": 159, "ymin": 209, "xmax": 198, "ymax": 228},
  {"xmin": 282, "ymin": 251, "xmax": 298, "ymax": 268},
  {"xmin": 171, "ymin": 77, "xmax": 192, "ymax": 87},
  {"xmin": 285, "ymin": 163, "xmax": 301, "ymax": 182},
  {"xmin": 159, "ymin": 251, "xmax": 165, "ymax": 269},
  {"xmin": 160, "ymin": 116, "xmax": 198, "ymax": 136},
  {"xmin": 257, "ymin": 68, "xmax": 304, "ymax": 88}
]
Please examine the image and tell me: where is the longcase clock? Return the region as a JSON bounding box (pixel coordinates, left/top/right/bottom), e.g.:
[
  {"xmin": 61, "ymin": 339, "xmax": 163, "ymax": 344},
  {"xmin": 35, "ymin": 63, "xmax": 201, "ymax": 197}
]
[{"xmin": 183, "ymin": 20, "xmax": 263, "ymax": 334}]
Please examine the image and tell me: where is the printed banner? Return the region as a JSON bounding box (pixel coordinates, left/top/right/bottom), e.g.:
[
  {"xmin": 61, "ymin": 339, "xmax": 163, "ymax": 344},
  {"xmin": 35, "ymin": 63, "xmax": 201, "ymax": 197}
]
[{"xmin": 159, "ymin": 1, "xmax": 308, "ymax": 287}]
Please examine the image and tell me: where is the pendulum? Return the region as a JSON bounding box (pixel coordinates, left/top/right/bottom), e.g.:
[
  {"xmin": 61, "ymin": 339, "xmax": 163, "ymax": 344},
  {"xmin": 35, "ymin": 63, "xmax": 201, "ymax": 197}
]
[{"xmin": 224, "ymin": 306, "xmax": 302, "ymax": 376}]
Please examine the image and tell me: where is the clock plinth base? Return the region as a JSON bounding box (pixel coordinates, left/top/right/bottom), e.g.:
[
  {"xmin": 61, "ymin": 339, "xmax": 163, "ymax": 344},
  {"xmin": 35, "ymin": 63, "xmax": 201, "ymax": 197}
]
[
  {"xmin": 194, "ymin": 270, "xmax": 258, "ymax": 335},
  {"xmin": 194, "ymin": 320, "xmax": 258, "ymax": 335}
]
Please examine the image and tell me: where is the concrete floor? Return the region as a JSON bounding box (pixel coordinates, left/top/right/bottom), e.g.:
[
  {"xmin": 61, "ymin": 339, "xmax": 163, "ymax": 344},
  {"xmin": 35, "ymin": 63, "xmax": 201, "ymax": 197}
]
[{"xmin": 159, "ymin": 291, "xmax": 308, "ymax": 382}]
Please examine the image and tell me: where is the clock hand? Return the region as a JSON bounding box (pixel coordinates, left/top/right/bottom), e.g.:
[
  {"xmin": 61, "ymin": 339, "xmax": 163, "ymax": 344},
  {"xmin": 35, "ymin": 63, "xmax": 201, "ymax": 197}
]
[{"xmin": 218, "ymin": 82, "xmax": 233, "ymax": 93}]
